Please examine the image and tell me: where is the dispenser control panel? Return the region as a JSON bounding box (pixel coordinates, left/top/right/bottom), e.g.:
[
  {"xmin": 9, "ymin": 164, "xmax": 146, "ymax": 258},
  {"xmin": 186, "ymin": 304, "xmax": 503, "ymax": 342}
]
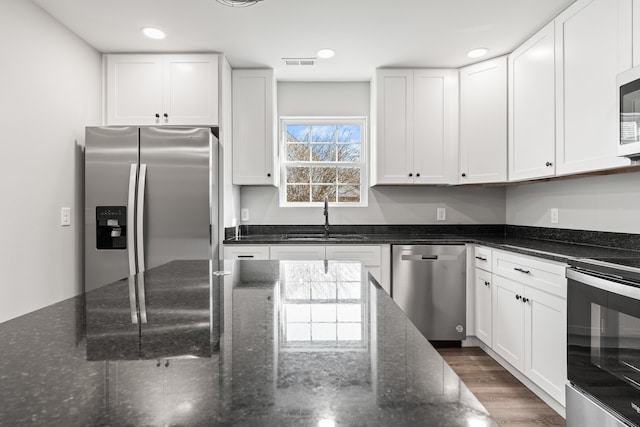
[{"xmin": 96, "ymin": 206, "xmax": 127, "ymax": 250}]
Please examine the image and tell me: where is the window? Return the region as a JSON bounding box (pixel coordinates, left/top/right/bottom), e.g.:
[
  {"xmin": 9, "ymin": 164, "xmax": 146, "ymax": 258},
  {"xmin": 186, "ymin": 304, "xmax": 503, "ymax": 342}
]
[
  {"xmin": 279, "ymin": 261, "xmax": 367, "ymax": 351},
  {"xmin": 280, "ymin": 117, "xmax": 367, "ymax": 206}
]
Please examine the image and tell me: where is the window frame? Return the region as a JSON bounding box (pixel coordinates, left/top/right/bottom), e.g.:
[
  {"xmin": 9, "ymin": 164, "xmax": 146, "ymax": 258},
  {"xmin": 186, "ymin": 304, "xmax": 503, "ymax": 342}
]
[{"xmin": 279, "ymin": 116, "xmax": 368, "ymax": 207}]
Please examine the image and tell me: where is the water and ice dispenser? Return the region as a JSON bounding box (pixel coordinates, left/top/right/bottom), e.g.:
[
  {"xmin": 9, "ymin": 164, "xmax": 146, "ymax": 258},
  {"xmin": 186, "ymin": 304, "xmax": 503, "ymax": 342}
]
[{"xmin": 96, "ymin": 206, "xmax": 127, "ymax": 249}]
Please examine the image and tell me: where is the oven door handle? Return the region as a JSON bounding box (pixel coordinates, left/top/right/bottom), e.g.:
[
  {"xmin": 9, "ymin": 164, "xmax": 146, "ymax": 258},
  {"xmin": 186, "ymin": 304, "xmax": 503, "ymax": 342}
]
[{"xmin": 567, "ymin": 268, "xmax": 640, "ymax": 300}]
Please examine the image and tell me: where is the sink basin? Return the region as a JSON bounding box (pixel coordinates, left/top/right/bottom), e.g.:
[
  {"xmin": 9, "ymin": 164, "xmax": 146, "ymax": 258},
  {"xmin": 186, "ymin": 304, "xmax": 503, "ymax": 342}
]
[{"xmin": 282, "ymin": 233, "xmax": 368, "ymax": 241}]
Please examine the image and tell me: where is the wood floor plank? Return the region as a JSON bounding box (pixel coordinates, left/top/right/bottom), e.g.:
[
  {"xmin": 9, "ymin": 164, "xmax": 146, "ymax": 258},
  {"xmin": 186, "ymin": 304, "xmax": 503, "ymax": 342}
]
[{"xmin": 437, "ymin": 346, "xmax": 566, "ymax": 426}]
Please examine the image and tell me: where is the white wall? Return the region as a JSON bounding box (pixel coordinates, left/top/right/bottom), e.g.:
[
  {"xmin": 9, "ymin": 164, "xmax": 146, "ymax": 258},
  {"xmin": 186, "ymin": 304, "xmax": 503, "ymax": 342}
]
[
  {"xmin": 0, "ymin": 0, "xmax": 102, "ymax": 323},
  {"xmin": 240, "ymin": 81, "xmax": 506, "ymax": 225},
  {"xmin": 506, "ymin": 171, "xmax": 640, "ymax": 233}
]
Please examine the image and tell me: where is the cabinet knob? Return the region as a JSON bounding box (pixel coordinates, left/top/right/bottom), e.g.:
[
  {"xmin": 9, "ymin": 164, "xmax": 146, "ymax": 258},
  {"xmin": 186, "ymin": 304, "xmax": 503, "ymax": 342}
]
[
  {"xmin": 546, "ymin": 162, "xmax": 553, "ymax": 167},
  {"xmin": 155, "ymin": 113, "xmax": 160, "ymax": 118},
  {"xmin": 484, "ymin": 281, "xmax": 490, "ymax": 286},
  {"xmin": 523, "ymin": 297, "xmax": 529, "ymax": 304},
  {"xmin": 163, "ymin": 113, "xmax": 168, "ymax": 118},
  {"xmin": 461, "ymin": 173, "xmax": 466, "ymax": 178},
  {"xmin": 515, "ymin": 295, "xmax": 521, "ymax": 300},
  {"xmin": 416, "ymin": 173, "xmax": 420, "ymax": 177},
  {"xmin": 409, "ymin": 173, "xmax": 413, "ymax": 177},
  {"xmin": 267, "ymin": 173, "xmax": 271, "ymax": 177}
]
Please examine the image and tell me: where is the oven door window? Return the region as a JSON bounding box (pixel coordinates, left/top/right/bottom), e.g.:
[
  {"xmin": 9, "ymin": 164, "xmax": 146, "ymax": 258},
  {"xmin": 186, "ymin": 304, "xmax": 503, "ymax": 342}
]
[{"xmin": 568, "ymin": 279, "xmax": 640, "ymax": 424}]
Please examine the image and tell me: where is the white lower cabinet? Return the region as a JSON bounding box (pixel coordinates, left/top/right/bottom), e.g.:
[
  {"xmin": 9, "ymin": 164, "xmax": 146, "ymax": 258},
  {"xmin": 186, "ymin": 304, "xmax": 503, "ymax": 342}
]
[
  {"xmin": 474, "ymin": 268, "xmax": 493, "ymax": 347},
  {"xmin": 223, "ymin": 245, "xmax": 270, "ymax": 260},
  {"xmin": 489, "ymin": 251, "xmax": 567, "ymax": 406}
]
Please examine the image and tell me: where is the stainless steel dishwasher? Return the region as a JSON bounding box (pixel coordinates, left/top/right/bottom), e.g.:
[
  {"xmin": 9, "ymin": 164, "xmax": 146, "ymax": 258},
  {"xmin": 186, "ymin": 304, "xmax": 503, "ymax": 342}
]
[{"xmin": 391, "ymin": 244, "xmax": 466, "ymax": 341}]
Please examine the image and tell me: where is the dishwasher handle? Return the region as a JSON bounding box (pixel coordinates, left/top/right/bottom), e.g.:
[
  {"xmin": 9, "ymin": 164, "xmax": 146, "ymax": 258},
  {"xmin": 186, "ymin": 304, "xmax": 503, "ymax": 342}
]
[{"xmin": 401, "ymin": 254, "xmax": 459, "ymax": 261}]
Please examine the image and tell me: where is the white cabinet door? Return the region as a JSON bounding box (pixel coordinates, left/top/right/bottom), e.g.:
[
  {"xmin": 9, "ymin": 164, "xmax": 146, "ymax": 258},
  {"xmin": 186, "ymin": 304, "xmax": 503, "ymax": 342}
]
[
  {"xmin": 492, "ymin": 275, "xmax": 525, "ymax": 371},
  {"xmin": 555, "ymin": 0, "xmax": 632, "ymax": 175},
  {"xmin": 509, "ymin": 22, "xmax": 557, "ymax": 181},
  {"xmin": 372, "ymin": 69, "xmax": 414, "ymax": 184},
  {"xmin": 232, "ymin": 69, "xmax": 277, "ymax": 186},
  {"xmin": 459, "ymin": 57, "xmax": 508, "ymax": 184},
  {"xmin": 162, "ymin": 55, "xmax": 219, "ymax": 126},
  {"xmin": 413, "ymin": 69, "xmax": 459, "ymax": 184},
  {"xmin": 474, "ymin": 268, "xmax": 493, "ymax": 347},
  {"xmin": 525, "ymin": 286, "xmax": 567, "ymax": 405},
  {"xmin": 106, "ymin": 54, "xmax": 164, "ymax": 125}
]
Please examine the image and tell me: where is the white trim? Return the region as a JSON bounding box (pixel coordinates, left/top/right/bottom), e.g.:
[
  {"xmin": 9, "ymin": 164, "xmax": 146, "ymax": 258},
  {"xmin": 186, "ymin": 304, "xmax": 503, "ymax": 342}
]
[{"xmin": 279, "ymin": 116, "xmax": 368, "ymax": 207}]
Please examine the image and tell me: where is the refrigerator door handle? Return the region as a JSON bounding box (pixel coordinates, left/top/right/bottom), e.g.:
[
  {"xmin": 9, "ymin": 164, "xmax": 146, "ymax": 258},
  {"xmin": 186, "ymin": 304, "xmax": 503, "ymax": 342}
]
[
  {"xmin": 128, "ymin": 276, "xmax": 138, "ymax": 324},
  {"xmin": 138, "ymin": 272, "xmax": 148, "ymax": 324},
  {"xmin": 137, "ymin": 164, "xmax": 147, "ymax": 273},
  {"xmin": 127, "ymin": 164, "xmax": 138, "ymax": 276}
]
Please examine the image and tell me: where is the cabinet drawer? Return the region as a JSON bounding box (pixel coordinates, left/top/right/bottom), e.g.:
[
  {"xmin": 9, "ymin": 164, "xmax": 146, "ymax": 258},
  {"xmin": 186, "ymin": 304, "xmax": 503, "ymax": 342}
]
[
  {"xmin": 223, "ymin": 245, "xmax": 270, "ymax": 260},
  {"xmin": 325, "ymin": 245, "xmax": 381, "ymax": 266},
  {"xmin": 473, "ymin": 246, "xmax": 493, "ymax": 271},
  {"xmin": 270, "ymin": 245, "xmax": 326, "ymax": 260},
  {"xmin": 493, "ymin": 250, "xmax": 566, "ymax": 297}
]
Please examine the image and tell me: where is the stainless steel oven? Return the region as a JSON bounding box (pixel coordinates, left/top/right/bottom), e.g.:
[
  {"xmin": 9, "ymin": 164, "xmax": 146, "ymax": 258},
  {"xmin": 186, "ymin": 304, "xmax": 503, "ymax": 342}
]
[{"xmin": 567, "ymin": 258, "xmax": 640, "ymax": 427}]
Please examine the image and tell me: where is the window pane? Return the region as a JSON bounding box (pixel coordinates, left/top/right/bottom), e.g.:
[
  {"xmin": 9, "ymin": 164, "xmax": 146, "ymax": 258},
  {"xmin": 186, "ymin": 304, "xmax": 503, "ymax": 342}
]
[
  {"xmin": 338, "ymin": 185, "xmax": 360, "ymax": 203},
  {"xmin": 311, "ymin": 304, "xmax": 337, "ymax": 322},
  {"xmin": 337, "ymin": 263, "xmax": 361, "ymax": 281},
  {"xmin": 337, "ymin": 144, "xmax": 361, "ymax": 162},
  {"xmin": 311, "ymin": 167, "xmax": 336, "ymax": 184},
  {"xmin": 286, "ymin": 125, "xmax": 310, "ymax": 142},
  {"xmin": 286, "ymin": 304, "xmax": 311, "ymax": 322},
  {"xmin": 311, "ymin": 282, "xmax": 336, "ymax": 300},
  {"xmin": 287, "ymin": 143, "xmax": 310, "ymax": 161},
  {"xmin": 337, "ymin": 282, "xmax": 361, "ymax": 300},
  {"xmin": 287, "ymin": 166, "xmax": 310, "ymax": 183},
  {"xmin": 337, "ymin": 323, "xmax": 361, "ymax": 341},
  {"xmin": 312, "ymin": 185, "xmax": 336, "ymax": 202},
  {"xmin": 311, "ymin": 125, "xmax": 336, "ymax": 142},
  {"xmin": 337, "ymin": 304, "xmax": 361, "ymax": 322},
  {"xmin": 338, "ymin": 167, "xmax": 360, "ymax": 184},
  {"xmin": 287, "ymin": 185, "xmax": 310, "ymax": 202},
  {"xmin": 312, "ymin": 323, "xmax": 337, "ymax": 341},
  {"xmin": 286, "ymin": 282, "xmax": 310, "ymax": 299},
  {"xmin": 337, "ymin": 125, "xmax": 361, "ymax": 142},
  {"xmin": 286, "ymin": 323, "xmax": 311, "ymax": 341},
  {"xmin": 311, "ymin": 144, "xmax": 336, "ymax": 161}
]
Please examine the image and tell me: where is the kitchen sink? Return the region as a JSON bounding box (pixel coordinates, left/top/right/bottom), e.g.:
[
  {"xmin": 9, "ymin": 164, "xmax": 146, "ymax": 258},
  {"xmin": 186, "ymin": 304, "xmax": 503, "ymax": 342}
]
[{"xmin": 282, "ymin": 233, "xmax": 368, "ymax": 241}]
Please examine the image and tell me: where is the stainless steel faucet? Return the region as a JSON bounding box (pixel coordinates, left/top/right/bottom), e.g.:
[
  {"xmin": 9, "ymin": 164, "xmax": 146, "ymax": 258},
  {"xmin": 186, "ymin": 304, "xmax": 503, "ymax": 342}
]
[{"xmin": 323, "ymin": 196, "xmax": 330, "ymax": 238}]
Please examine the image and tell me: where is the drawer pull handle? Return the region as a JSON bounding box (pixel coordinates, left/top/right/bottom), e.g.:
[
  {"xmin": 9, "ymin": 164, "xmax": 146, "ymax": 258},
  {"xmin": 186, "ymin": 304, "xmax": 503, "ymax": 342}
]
[
  {"xmin": 238, "ymin": 255, "xmax": 254, "ymax": 258},
  {"xmin": 484, "ymin": 281, "xmax": 490, "ymax": 287},
  {"xmin": 475, "ymin": 256, "xmax": 487, "ymax": 261},
  {"xmin": 515, "ymin": 295, "xmax": 521, "ymax": 300},
  {"xmin": 522, "ymin": 297, "xmax": 530, "ymax": 303},
  {"xmin": 514, "ymin": 267, "xmax": 531, "ymax": 274}
]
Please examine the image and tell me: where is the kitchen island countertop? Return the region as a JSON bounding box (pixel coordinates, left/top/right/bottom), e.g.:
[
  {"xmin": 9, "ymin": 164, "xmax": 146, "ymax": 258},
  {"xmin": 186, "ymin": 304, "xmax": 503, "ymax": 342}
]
[{"xmin": 0, "ymin": 259, "xmax": 497, "ymax": 426}]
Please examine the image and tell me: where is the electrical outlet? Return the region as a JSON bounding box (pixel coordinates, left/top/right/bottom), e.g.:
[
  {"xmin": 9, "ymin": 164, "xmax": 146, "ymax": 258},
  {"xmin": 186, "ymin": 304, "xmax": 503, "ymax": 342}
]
[
  {"xmin": 61, "ymin": 207, "xmax": 71, "ymax": 226},
  {"xmin": 550, "ymin": 208, "xmax": 559, "ymax": 224},
  {"xmin": 241, "ymin": 208, "xmax": 249, "ymax": 222},
  {"xmin": 437, "ymin": 208, "xmax": 446, "ymax": 221}
]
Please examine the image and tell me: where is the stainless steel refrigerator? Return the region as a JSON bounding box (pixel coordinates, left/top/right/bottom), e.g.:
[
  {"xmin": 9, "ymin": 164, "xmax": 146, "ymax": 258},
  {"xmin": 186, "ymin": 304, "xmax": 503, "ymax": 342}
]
[{"xmin": 85, "ymin": 126, "xmax": 218, "ymax": 292}]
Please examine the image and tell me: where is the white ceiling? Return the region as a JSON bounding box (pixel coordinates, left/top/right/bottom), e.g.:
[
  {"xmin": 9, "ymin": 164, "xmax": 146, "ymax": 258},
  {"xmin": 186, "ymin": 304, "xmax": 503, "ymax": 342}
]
[{"xmin": 31, "ymin": 0, "xmax": 575, "ymax": 81}]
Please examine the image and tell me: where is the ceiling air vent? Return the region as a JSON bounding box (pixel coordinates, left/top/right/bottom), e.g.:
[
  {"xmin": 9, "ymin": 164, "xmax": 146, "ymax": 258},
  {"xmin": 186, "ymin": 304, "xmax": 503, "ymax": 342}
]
[{"xmin": 282, "ymin": 58, "xmax": 316, "ymax": 66}]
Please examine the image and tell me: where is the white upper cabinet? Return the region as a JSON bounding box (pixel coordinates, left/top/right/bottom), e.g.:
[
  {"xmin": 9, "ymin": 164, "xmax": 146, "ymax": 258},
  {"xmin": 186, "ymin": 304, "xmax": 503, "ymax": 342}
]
[
  {"xmin": 371, "ymin": 68, "xmax": 458, "ymax": 185},
  {"xmin": 459, "ymin": 57, "xmax": 508, "ymax": 184},
  {"xmin": 232, "ymin": 69, "xmax": 277, "ymax": 186},
  {"xmin": 106, "ymin": 54, "xmax": 219, "ymax": 126},
  {"xmin": 509, "ymin": 22, "xmax": 557, "ymax": 181},
  {"xmin": 554, "ymin": 0, "xmax": 632, "ymax": 175}
]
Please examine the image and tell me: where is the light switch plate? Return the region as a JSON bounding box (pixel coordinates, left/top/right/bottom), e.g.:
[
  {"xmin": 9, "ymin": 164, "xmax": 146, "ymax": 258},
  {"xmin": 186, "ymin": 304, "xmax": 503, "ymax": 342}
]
[
  {"xmin": 550, "ymin": 208, "xmax": 559, "ymax": 224},
  {"xmin": 61, "ymin": 207, "xmax": 71, "ymax": 226},
  {"xmin": 437, "ymin": 208, "xmax": 446, "ymax": 221},
  {"xmin": 241, "ymin": 208, "xmax": 249, "ymax": 222}
]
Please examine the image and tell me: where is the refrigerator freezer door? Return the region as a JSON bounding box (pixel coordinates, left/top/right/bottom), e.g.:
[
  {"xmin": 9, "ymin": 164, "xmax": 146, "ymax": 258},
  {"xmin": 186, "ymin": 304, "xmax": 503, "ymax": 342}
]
[
  {"xmin": 139, "ymin": 127, "xmax": 212, "ymax": 271},
  {"xmin": 85, "ymin": 127, "xmax": 139, "ymax": 292}
]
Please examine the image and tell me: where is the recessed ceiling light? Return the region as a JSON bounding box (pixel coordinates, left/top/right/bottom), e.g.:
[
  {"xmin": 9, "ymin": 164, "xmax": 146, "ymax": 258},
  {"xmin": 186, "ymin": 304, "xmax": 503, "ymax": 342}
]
[
  {"xmin": 467, "ymin": 48, "xmax": 489, "ymax": 58},
  {"xmin": 142, "ymin": 27, "xmax": 166, "ymax": 40},
  {"xmin": 216, "ymin": 0, "xmax": 263, "ymax": 7},
  {"xmin": 317, "ymin": 48, "xmax": 335, "ymax": 59}
]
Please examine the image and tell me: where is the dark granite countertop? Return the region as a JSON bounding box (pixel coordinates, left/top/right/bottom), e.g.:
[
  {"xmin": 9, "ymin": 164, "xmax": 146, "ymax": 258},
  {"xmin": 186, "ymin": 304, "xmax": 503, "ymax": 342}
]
[
  {"xmin": 0, "ymin": 260, "xmax": 497, "ymax": 426},
  {"xmin": 223, "ymin": 225, "xmax": 640, "ymax": 265}
]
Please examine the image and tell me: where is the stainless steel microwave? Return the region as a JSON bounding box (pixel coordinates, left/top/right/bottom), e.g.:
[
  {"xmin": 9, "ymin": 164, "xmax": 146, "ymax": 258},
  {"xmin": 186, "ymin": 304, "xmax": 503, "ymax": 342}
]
[{"xmin": 617, "ymin": 66, "xmax": 640, "ymax": 159}]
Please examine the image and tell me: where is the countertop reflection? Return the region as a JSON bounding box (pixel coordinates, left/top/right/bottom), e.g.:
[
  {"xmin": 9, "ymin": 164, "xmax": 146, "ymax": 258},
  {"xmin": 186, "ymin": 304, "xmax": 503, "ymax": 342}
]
[{"xmin": 0, "ymin": 260, "xmax": 497, "ymax": 426}]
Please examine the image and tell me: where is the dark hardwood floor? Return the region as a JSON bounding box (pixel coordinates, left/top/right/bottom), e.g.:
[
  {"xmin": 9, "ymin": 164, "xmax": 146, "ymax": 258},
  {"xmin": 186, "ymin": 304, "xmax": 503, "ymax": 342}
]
[{"xmin": 437, "ymin": 346, "xmax": 565, "ymax": 426}]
